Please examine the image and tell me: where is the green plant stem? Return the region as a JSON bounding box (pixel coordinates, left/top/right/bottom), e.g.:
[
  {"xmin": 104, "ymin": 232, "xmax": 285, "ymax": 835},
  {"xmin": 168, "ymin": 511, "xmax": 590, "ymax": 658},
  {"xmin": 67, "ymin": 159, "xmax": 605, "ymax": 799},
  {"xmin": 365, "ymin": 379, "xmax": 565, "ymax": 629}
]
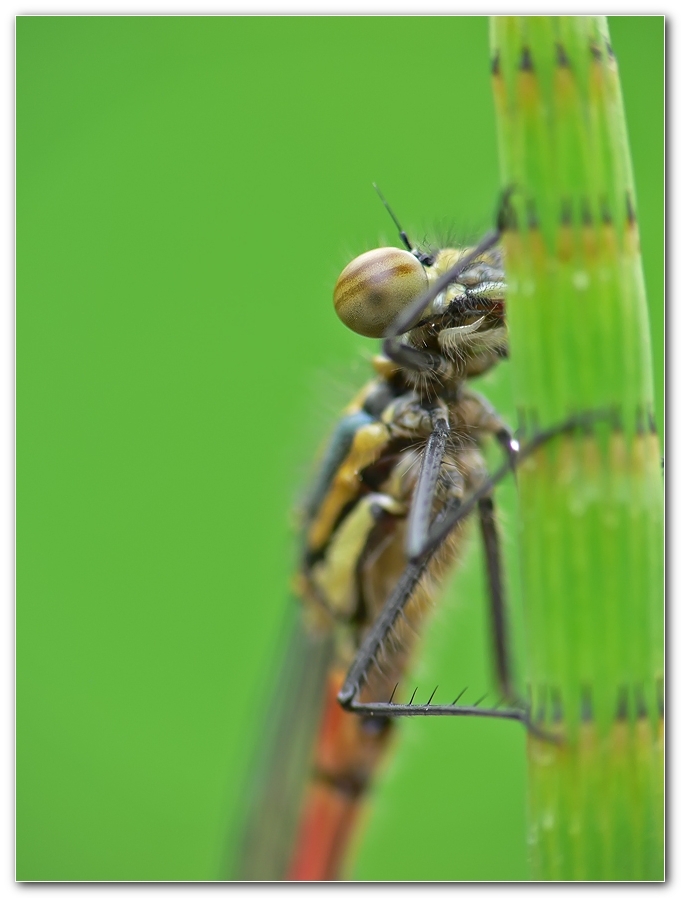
[{"xmin": 490, "ymin": 15, "xmax": 663, "ymax": 880}]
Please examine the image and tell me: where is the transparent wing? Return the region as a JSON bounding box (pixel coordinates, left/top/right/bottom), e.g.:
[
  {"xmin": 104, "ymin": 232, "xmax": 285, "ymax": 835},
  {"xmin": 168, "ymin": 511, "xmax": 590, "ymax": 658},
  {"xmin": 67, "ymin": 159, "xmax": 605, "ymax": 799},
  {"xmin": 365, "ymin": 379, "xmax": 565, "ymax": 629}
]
[{"xmin": 225, "ymin": 602, "xmax": 334, "ymax": 881}]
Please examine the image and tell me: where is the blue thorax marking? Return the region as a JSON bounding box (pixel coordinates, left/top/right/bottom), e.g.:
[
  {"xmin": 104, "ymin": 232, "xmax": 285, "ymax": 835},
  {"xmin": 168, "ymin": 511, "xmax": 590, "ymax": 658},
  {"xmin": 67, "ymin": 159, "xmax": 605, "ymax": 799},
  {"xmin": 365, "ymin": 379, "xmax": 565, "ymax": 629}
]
[{"xmin": 305, "ymin": 410, "xmax": 376, "ymax": 524}]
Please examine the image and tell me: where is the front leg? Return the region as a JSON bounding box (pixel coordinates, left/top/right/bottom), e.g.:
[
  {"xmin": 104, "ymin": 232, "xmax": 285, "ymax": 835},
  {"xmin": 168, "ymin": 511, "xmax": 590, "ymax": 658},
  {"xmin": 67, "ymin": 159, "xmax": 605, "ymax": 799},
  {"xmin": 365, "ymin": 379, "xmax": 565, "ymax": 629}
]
[{"xmin": 406, "ymin": 406, "xmax": 453, "ymax": 559}]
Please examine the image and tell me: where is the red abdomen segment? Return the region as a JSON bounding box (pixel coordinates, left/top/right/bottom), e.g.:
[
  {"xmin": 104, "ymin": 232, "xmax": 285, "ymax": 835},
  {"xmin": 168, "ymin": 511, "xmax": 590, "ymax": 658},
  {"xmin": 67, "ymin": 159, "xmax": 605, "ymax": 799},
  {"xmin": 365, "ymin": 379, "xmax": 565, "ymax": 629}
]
[{"xmin": 286, "ymin": 669, "xmax": 392, "ymax": 881}]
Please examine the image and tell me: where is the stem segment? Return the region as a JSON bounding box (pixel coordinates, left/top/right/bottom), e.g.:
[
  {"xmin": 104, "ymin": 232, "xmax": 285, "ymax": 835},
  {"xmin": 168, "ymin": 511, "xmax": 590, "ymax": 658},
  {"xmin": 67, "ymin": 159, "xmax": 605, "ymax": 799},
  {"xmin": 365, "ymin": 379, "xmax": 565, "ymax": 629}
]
[{"xmin": 490, "ymin": 15, "xmax": 663, "ymax": 880}]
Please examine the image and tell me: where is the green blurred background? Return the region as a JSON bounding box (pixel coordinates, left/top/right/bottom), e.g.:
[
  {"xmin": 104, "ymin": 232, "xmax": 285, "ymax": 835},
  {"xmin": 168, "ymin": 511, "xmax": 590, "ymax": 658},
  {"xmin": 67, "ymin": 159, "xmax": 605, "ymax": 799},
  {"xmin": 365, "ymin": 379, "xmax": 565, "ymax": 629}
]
[{"xmin": 17, "ymin": 16, "xmax": 663, "ymax": 881}]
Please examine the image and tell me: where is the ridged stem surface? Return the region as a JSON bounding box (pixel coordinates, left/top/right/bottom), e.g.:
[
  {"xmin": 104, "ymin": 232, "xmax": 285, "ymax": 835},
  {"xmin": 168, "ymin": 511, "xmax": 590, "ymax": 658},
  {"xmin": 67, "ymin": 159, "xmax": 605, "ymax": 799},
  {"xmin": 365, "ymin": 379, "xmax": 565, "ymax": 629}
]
[{"xmin": 490, "ymin": 15, "xmax": 663, "ymax": 880}]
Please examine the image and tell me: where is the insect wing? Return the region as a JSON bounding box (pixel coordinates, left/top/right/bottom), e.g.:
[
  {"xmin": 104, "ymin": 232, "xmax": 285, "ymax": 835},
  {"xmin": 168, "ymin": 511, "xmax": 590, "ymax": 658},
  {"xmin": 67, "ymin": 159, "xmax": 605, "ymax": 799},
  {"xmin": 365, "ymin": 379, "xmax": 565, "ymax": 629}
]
[{"xmin": 227, "ymin": 603, "xmax": 333, "ymax": 880}]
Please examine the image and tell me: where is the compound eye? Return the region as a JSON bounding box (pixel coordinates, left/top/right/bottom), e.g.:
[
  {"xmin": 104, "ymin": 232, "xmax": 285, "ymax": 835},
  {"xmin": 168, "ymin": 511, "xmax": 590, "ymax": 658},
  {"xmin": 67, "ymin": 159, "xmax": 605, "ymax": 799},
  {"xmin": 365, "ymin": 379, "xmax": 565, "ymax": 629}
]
[{"xmin": 333, "ymin": 247, "xmax": 428, "ymax": 338}]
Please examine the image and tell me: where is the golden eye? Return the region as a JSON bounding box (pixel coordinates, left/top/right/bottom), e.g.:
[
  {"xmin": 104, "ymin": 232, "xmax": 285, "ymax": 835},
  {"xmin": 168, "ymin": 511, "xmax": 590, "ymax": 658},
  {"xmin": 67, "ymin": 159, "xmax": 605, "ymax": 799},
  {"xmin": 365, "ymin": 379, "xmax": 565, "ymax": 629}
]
[{"xmin": 333, "ymin": 247, "xmax": 428, "ymax": 338}]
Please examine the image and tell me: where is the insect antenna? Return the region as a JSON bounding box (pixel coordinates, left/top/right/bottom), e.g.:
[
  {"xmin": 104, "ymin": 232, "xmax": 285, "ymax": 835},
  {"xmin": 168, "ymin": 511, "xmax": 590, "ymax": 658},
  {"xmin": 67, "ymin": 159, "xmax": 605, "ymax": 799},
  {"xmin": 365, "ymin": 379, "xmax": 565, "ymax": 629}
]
[{"xmin": 373, "ymin": 182, "xmax": 434, "ymax": 264}]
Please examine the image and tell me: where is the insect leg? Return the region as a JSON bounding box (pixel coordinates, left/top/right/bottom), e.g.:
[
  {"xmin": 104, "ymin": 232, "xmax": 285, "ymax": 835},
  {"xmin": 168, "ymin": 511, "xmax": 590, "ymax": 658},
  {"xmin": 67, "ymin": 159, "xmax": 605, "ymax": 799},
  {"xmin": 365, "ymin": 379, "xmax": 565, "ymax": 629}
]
[
  {"xmin": 338, "ymin": 500, "xmax": 468, "ymax": 709},
  {"xmin": 380, "ymin": 341, "xmax": 449, "ymax": 377},
  {"xmin": 478, "ymin": 494, "xmax": 515, "ymax": 703},
  {"xmin": 462, "ymin": 388, "xmax": 519, "ymax": 466},
  {"xmin": 420, "ymin": 409, "xmax": 612, "ymax": 559},
  {"xmin": 338, "ymin": 497, "xmax": 524, "ymax": 725},
  {"xmin": 406, "ymin": 409, "xmax": 451, "ymax": 559},
  {"xmin": 338, "ymin": 409, "xmax": 611, "ymax": 725}
]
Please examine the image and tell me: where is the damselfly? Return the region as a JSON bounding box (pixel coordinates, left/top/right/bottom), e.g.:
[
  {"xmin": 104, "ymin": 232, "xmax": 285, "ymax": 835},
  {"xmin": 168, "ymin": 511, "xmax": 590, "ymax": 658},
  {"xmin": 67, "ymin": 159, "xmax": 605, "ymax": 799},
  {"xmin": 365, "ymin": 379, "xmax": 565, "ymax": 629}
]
[{"xmin": 231, "ymin": 190, "xmax": 546, "ymax": 881}]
